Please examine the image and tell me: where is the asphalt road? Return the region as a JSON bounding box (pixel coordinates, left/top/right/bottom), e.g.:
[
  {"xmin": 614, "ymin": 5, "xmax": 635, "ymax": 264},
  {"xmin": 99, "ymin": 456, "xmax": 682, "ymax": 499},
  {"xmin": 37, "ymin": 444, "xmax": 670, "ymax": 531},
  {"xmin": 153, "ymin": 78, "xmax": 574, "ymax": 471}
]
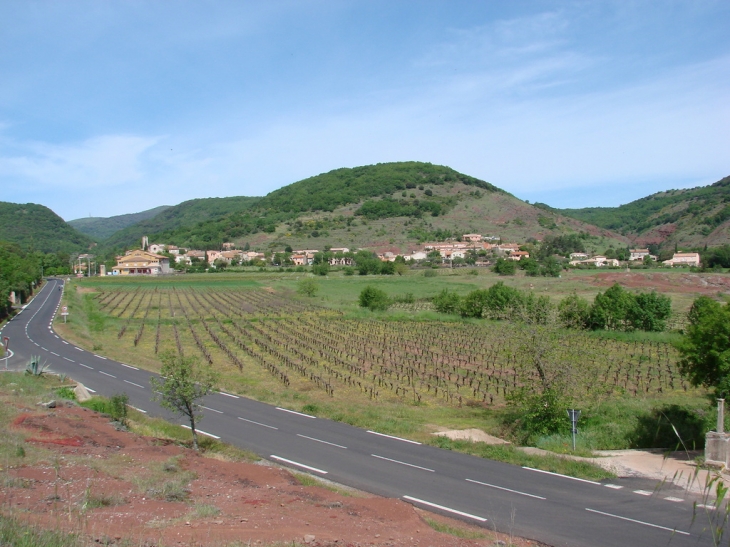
[{"xmin": 0, "ymin": 279, "xmax": 721, "ymax": 547}]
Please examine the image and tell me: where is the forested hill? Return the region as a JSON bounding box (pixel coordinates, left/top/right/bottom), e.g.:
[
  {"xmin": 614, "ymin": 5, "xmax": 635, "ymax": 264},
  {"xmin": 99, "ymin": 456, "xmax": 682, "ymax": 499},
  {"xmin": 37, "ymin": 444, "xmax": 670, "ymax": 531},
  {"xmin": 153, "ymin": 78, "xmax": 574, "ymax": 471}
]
[
  {"xmin": 551, "ymin": 175, "xmax": 730, "ymax": 248},
  {"xmin": 0, "ymin": 202, "xmax": 94, "ymax": 253},
  {"xmin": 69, "ymin": 205, "xmax": 171, "ymax": 241},
  {"xmin": 99, "ymin": 162, "xmax": 626, "ymax": 254},
  {"xmin": 102, "ymin": 196, "xmax": 261, "ymax": 251}
]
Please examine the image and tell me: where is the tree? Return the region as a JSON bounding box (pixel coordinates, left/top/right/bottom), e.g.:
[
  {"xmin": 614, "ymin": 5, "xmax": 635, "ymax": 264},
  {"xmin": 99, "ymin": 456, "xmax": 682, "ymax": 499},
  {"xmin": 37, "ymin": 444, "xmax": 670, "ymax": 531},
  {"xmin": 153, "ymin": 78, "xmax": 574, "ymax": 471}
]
[
  {"xmin": 558, "ymin": 292, "xmax": 590, "ymax": 329},
  {"xmin": 676, "ymin": 297, "xmax": 730, "ymax": 396},
  {"xmin": 297, "ymin": 278, "xmax": 319, "ymax": 297},
  {"xmin": 358, "ymin": 286, "xmax": 390, "ymax": 311},
  {"xmin": 150, "ymin": 351, "xmax": 219, "ymax": 451},
  {"xmin": 626, "ymin": 291, "xmax": 671, "ymax": 331},
  {"xmin": 492, "ymin": 257, "xmax": 516, "ymax": 276},
  {"xmin": 432, "ymin": 289, "xmax": 461, "ymax": 314}
]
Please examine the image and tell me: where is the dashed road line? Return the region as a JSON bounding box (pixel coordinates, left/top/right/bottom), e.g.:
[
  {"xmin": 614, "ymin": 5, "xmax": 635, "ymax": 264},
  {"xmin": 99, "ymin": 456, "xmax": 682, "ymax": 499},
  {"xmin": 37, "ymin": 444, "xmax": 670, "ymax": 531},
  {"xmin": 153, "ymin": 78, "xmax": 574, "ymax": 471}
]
[
  {"xmin": 181, "ymin": 425, "xmax": 220, "ymax": 439},
  {"xmin": 634, "ymin": 490, "xmax": 653, "ymax": 496},
  {"xmin": 75, "ymin": 347, "xmax": 83, "ymax": 351},
  {"xmin": 218, "ymin": 391, "xmax": 240, "ymax": 399},
  {"xmin": 367, "ymin": 430, "xmax": 421, "ymax": 445},
  {"xmin": 297, "ymin": 434, "xmax": 347, "ymax": 449},
  {"xmin": 604, "ymin": 484, "xmax": 623, "ymax": 489},
  {"xmin": 270, "ymin": 455, "xmax": 327, "ymax": 474},
  {"xmin": 128, "ymin": 406, "xmax": 147, "ymax": 414},
  {"xmin": 664, "ymin": 496, "xmax": 684, "ymax": 503},
  {"xmin": 466, "ymin": 478, "xmax": 546, "ymax": 500},
  {"xmin": 276, "ymin": 407, "xmax": 315, "ymax": 419},
  {"xmin": 403, "ymin": 496, "xmax": 486, "ymax": 522},
  {"xmin": 238, "ymin": 417, "xmax": 278, "ymax": 430},
  {"xmin": 523, "ymin": 467, "xmax": 601, "ymax": 485},
  {"xmin": 63, "ymin": 357, "xmax": 74, "ymax": 362},
  {"xmin": 94, "ymin": 355, "xmax": 107, "ymax": 360},
  {"xmin": 99, "ymin": 371, "xmax": 116, "ymax": 378},
  {"xmin": 124, "ymin": 380, "xmax": 144, "ymax": 389},
  {"xmin": 50, "ymin": 351, "xmax": 59, "ymax": 356},
  {"xmin": 371, "ymin": 454, "xmax": 434, "ymax": 472},
  {"xmin": 78, "ymin": 363, "xmax": 93, "ymax": 369},
  {"xmin": 585, "ymin": 508, "xmax": 689, "ymax": 535},
  {"xmin": 202, "ymin": 405, "xmax": 223, "ymax": 414},
  {"xmin": 118, "ymin": 363, "xmax": 138, "ymax": 370}
]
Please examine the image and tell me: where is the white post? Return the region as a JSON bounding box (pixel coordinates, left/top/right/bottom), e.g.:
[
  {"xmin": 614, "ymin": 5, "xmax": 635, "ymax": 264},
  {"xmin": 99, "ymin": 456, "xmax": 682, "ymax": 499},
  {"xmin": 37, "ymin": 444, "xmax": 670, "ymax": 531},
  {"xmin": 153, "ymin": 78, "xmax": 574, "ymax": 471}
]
[{"xmin": 718, "ymin": 399, "xmax": 725, "ymax": 434}]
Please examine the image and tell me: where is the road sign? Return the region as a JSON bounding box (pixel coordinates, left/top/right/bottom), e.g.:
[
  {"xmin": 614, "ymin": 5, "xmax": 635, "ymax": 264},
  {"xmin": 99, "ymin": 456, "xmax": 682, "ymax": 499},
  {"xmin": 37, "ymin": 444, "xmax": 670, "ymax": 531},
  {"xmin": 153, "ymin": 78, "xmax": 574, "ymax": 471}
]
[
  {"xmin": 61, "ymin": 305, "xmax": 69, "ymax": 323},
  {"xmin": 2, "ymin": 336, "xmax": 8, "ymax": 354},
  {"xmin": 567, "ymin": 409, "xmax": 581, "ymax": 451}
]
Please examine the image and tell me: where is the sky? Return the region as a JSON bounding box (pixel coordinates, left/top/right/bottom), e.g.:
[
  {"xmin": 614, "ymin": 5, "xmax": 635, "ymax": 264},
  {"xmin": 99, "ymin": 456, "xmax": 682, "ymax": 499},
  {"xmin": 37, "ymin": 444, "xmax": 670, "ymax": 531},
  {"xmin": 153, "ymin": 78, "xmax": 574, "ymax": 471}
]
[{"xmin": 1, "ymin": 1, "xmax": 728, "ymax": 220}]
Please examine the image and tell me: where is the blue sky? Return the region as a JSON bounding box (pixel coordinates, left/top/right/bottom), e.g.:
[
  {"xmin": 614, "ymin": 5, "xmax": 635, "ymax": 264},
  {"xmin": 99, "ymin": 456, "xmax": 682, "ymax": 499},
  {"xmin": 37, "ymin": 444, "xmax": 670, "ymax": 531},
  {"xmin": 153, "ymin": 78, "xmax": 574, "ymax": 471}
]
[{"xmin": 1, "ymin": 1, "xmax": 728, "ymax": 220}]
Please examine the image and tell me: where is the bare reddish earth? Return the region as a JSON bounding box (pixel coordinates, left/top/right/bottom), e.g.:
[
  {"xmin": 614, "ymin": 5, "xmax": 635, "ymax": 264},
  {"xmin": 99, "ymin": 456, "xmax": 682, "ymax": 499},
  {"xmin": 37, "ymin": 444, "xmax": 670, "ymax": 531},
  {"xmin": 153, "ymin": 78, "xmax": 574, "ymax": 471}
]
[
  {"xmin": 591, "ymin": 272, "xmax": 730, "ymax": 295},
  {"xmin": 2, "ymin": 404, "xmax": 543, "ymax": 547}
]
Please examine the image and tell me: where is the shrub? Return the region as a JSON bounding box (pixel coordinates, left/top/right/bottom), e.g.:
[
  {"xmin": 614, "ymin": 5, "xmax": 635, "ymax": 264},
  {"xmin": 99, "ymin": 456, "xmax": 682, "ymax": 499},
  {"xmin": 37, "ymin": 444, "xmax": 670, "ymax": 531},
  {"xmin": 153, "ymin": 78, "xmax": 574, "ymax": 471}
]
[
  {"xmin": 297, "ymin": 278, "xmax": 319, "ymax": 297},
  {"xmin": 358, "ymin": 286, "xmax": 390, "ymax": 311},
  {"xmin": 432, "ymin": 289, "xmax": 461, "ymax": 314}
]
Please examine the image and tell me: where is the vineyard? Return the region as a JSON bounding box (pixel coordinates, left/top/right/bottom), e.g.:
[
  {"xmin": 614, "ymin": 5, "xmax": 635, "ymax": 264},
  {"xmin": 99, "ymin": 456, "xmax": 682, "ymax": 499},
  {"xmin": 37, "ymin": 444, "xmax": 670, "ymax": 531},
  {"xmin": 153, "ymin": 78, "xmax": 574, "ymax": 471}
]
[{"xmin": 90, "ymin": 287, "xmax": 690, "ymax": 408}]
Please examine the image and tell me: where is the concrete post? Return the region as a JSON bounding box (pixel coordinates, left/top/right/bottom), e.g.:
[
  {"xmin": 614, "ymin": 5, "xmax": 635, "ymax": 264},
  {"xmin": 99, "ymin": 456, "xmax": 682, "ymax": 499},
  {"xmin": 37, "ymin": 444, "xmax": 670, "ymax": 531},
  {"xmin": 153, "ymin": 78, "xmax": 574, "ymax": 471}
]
[{"xmin": 718, "ymin": 399, "xmax": 725, "ymax": 434}]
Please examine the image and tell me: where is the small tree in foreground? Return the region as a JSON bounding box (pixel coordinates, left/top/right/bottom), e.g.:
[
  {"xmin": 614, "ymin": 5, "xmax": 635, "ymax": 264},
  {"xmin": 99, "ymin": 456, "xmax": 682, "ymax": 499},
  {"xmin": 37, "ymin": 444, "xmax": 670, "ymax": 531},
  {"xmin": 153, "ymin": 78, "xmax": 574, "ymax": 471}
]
[{"xmin": 151, "ymin": 351, "xmax": 219, "ymax": 451}]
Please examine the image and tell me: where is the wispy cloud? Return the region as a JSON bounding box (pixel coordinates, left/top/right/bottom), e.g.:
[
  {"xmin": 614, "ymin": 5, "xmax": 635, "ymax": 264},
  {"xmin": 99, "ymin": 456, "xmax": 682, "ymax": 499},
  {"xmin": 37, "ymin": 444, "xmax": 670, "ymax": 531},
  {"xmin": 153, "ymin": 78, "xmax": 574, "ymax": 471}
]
[{"xmin": 0, "ymin": 134, "xmax": 160, "ymax": 190}]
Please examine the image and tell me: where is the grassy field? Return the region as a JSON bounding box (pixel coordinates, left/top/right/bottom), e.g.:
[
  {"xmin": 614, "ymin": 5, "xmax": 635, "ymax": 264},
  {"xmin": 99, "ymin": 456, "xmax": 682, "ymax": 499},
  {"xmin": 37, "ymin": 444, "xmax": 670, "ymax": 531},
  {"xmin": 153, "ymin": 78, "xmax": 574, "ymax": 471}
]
[{"xmin": 53, "ymin": 268, "xmax": 720, "ymax": 459}]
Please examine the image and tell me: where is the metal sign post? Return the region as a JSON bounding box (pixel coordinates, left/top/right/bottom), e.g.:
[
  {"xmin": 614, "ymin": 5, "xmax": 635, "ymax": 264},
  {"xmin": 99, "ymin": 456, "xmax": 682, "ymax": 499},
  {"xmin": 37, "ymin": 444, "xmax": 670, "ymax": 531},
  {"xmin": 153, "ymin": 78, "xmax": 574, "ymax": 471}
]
[
  {"xmin": 61, "ymin": 306, "xmax": 69, "ymax": 323},
  {"xmin": 567, "ymin": 409, "xmax": 581, "ymax": 451}
]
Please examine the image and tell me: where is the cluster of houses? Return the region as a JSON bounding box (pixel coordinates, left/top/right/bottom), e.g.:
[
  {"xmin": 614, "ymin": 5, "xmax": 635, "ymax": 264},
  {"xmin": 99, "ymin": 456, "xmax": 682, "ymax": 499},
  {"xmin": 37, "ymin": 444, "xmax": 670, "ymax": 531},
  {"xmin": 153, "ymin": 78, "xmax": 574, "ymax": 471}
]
[{"xmin": 109, "ymin": 235, "xmax": 703, "ymax": 276}]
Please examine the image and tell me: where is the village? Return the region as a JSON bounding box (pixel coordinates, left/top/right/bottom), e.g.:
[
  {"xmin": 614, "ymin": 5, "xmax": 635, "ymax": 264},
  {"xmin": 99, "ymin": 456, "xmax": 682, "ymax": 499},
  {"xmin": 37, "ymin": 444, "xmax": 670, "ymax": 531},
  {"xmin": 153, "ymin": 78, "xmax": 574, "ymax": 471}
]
[{"xmin": 102, "ymin": 233, "xmax": 702, "ymax": 276}]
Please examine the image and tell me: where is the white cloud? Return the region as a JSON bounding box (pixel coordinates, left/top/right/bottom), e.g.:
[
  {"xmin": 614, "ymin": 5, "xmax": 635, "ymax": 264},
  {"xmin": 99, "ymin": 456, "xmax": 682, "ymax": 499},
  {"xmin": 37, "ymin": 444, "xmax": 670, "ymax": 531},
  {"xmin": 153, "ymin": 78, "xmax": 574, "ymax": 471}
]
[{"xmin": 0, "ymin": 134, "xmax": 161, "ymax": 190}]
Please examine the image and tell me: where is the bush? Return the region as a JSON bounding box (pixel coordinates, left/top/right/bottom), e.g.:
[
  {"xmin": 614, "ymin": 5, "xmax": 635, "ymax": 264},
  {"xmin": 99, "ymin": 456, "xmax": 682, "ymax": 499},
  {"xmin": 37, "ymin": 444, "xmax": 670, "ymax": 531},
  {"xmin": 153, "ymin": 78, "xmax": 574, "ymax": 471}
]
[
  {"xmin": 297, "ymin": 278, "xmax": 319, "ymax": 297},
  {"xmin": 423, "ymin": 269, "xmax": 437, "ymax": 277},
  {"xmin": 358, "ymin": 286, "xmax": 390, "ymax": 311},
  {"xmin": 432, "ymin": 289, "xmax": 461, "ymax": 314},
  {"xmin": 492, "ymin": 257, "xmax": 516, "ymax": 276}
]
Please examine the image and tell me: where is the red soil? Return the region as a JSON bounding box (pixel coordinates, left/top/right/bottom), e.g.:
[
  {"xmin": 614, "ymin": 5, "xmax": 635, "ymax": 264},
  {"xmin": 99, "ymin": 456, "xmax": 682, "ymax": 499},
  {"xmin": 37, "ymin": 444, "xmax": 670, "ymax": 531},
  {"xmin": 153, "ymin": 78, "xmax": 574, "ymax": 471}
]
[{"xmin": 2, "ymin": 404, "xmax": 543, "ymax": 547}]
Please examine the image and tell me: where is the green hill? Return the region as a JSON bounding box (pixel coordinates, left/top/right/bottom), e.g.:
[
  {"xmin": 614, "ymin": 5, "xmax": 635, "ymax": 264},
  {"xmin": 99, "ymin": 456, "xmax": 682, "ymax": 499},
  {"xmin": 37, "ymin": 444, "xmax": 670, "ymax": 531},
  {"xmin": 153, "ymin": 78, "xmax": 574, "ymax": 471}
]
[
  {"xmin": 68, "ymin": 205, "xmax": 171, "ymax": 241},
  {"xmin": 552, "ymin": 175, "xmax": 730, "ymax": 249},
  {"xmin": 0, "ymin": 202, "xmax": 95, "ymax": 254},
  {"xmin": 99, "ymin": 162, "xmax": 626, "ymax": 254}
]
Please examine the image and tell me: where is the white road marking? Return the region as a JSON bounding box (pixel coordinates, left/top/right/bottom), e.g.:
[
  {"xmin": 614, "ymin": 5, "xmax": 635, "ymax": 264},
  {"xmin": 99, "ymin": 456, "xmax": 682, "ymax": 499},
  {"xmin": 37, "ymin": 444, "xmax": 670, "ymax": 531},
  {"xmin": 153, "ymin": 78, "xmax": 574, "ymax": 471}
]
[
  {"xmin": 99, "ymin": 371, "xmax": 116, "ymax": 378},
  {"xmin": 218, "ymin": 391, "xmax": 239, "ymax": 399},
  {"xmin": 270, "ymin": 455, "xmax": 327, "ymax": 474},
  {"xmin": 50, "ymin": 351, "xmax": 59, "ymax": 356},
  {"xmin": 403, "ymin": 496, "xmax": 487, "ymax": 522},
  {"xmin": 276, "ymin": 407, "xmax": 315, "ymax": 419},
  {"xmin": 367, "ymin": 430, "xmax": 421, "ymax": 445},
  {"xmin": 78, "ymin": 363, "xmax": 93, "ymax": 369},
  {"xmin": 238, "ymin": 417, "xmax": 278, "ymax": 430},
  {"xmin": 297, "ymin": 434, "xmax": 347, "ymax": 449},
  {"xmin": 75, "ymin": 347, "xmax": 83, "ymax": 351},
  {"xmin": 128, "ymin": 406, "xmax": 147, "ymax": 414},
  {"xmin": 585, "ymin": 508, "xmax": 689, "ymax": 535},
  {"xmin": 181, "ymin": 425, "xmax": 220, "ymax": 439},
  {"xmin": 119, "ymin": 363, "xmax": 138, "ymax": 370},
  {"xmin": 697, "ymin": 504, "xmax": 717, "ymax": 511},
  {"xmin": 86, "ymin": 387, "xmax": 96, "ymax": 393},
  {"xmin": 522, "ymin": 467, "xmax": 601, "ymax": 485},
  {"xmin": 63, "ymin": 357, "xmax": 74, "ymax": 362},
  {"xmin": 604, "ymin": 484, "xmax": 623, "ymax": 489},
  {"xmin": 371, "ymin": 454, "xmax": 434, "ymax": 472},
  {"xmin": 94, "ymin": 355, "xmax": 107, "ymax": 359},
  {"xmin": 664, "ymin": 496, "xmax": 684, "ymax": 503},
  {"xmin": 634, "ymin": 490, "xmax": 653, "ymax": 496},
  {"xmin": 62, "ymin": 341, "xmax": 68, "ymax": 344},
  {"xmin": 124, "ymin": 380, "xmax": 144, "ymax": 388},
  {"xmin": 202, "ymin": 405, "xmax": 223, "ymax": 414},
  {"xmin": 54, "ymin": 335, "xmax": 59, "ymax": 338},
  {"xmin": 40, "ymin": 347, "xmax": 48, "ymax": 351},
  {"xmin": 466, "ymin": 478, "xmax": 546, "ymax": 500}
]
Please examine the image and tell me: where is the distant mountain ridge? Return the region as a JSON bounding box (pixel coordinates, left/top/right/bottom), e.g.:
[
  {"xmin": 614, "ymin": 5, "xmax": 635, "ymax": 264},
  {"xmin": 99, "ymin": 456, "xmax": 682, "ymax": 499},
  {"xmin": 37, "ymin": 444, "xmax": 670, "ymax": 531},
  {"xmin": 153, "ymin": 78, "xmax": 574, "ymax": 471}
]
[
  {"xmin": 552, "ymin": 175, "xmax": 730, "ymax": 248},
  {"xmin": 69, "ymin": 206, "xmax": 171, "ymax": 241},
  {"xmin": 0, "ymin": 202, "xmax": 94, "ymax": 253},
  {"xmin": 97, "ymin": 162, "xmax": 627, "ymax": 254}
]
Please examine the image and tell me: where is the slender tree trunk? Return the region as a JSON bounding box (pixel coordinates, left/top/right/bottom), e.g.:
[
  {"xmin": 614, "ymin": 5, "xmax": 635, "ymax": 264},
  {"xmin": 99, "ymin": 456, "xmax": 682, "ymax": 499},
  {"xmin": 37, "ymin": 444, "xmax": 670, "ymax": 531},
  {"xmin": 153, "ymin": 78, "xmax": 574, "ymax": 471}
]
[{"xmin": 188, "ymin": 404, "xmax": 199, "ymax": 451}]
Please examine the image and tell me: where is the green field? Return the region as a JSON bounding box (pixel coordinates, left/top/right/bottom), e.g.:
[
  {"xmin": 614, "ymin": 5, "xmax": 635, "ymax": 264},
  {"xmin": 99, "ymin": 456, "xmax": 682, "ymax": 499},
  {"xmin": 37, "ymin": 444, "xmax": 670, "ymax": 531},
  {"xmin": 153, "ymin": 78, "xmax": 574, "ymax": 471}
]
[{"xmin": 55, "ymin": 268, "xmax": 721, "ymax": 458}]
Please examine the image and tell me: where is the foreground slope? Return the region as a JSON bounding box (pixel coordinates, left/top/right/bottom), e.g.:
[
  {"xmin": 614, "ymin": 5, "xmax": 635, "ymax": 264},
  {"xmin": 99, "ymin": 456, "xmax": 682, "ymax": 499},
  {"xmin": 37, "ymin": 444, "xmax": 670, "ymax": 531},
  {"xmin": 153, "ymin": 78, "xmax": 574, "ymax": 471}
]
[
  {"xmin": 102, "ymin": 162, "xmax": 626, "ymax": 252},
  {"xmin": 554, "ymin": 175, "xmax": 730, "ymax": 248},
  {"xmin": 68, "ymin": 205, "xmax": 171, "ymax": 241},
  {"xmin": 0, "ymin": 201, "xmax": 94, "ymax": 253}
]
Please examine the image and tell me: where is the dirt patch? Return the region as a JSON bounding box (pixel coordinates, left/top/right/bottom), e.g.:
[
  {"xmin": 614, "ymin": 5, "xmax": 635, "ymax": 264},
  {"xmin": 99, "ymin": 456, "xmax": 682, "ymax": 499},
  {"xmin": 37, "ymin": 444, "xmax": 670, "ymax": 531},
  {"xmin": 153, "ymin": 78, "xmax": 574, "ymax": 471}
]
[
  {"xmin": 2, "ymin": 404, "xmax": 540, "ymax": 547},
  {"xmin": 591, "ymin": 272, "xmax": 730, "ymax": 295},
  {"xmin": 432, "ymin": 428, "xmax": 510, "ymax": 445}
]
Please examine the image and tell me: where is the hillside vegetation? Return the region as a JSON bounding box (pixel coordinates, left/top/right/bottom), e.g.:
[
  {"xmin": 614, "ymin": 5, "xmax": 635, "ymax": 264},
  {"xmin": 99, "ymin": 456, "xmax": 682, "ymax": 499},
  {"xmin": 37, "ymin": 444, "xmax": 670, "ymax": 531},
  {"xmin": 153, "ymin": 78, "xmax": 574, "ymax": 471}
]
[
  {"xmin": 99, "ymin": 162, "xmax": 625, "ymax": 253},
  {"xmin": 69, "ymin": 205, "xmax": 171, "ymax": 241},
  {"xmin": 0, "ymin": 201, "xmax": 94, "ymax": 253},
  {"xmin": 553, "ymin": 175, "xmax": 730, "ymax": 249}
]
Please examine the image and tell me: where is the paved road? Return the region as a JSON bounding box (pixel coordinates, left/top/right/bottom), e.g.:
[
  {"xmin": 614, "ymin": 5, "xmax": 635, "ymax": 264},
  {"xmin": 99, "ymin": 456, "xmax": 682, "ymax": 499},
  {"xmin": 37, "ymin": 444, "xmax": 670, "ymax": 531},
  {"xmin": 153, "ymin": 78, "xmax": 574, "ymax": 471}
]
[{"xmin": 0, "ymin": 279, "xmax": 721, "ymax": 547}]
